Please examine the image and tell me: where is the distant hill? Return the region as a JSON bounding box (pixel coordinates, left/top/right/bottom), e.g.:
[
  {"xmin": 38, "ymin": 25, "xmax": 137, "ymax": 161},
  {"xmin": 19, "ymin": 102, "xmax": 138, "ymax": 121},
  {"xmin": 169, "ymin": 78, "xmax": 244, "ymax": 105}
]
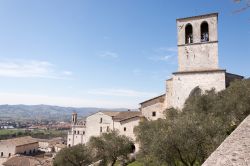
[{"xmin": 0, "ymin": 104, "xmax": 129, "ymax": 121}]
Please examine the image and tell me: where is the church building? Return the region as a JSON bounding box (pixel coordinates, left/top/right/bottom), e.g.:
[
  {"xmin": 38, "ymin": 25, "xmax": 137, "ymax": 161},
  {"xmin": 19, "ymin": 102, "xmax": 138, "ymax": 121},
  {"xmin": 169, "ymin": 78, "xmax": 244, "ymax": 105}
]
[
  {"xmin": 140, "ymin": 13, "xmax": 243, "ymax": 120},
  {"xmin": 67, "ymin": 13, "xmax": 243, "ymax": 149}
]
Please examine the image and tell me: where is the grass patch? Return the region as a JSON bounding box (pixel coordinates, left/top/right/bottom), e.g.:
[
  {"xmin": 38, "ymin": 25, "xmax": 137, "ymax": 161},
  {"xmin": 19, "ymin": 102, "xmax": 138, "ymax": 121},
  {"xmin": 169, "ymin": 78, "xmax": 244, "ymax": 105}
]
[
  {"xmin": 0, "ymin": 129, "xmax": 67, "ymax": 140},
  {"xmin": 127, "ymin": 161, "xmax": 143, "ymax": 166}
]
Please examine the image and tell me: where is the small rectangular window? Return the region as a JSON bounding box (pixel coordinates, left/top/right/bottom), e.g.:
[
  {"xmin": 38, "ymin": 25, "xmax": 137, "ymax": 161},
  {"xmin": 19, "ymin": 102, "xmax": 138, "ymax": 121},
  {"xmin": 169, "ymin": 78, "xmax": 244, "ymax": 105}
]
[
  {"xmin": 100, "ymin": 127, "xmax": 102, "ymax": 133},
  {"xmin": 124, "ymin": 127, "xmax": 126, "ymax": 131},
  {"xmin": 100, "ymin": 118, "xmax": 103, "ymax": 123},
  {"xmin": 152, "ymin": 112, "xmax": 156, "ymax": 117}
]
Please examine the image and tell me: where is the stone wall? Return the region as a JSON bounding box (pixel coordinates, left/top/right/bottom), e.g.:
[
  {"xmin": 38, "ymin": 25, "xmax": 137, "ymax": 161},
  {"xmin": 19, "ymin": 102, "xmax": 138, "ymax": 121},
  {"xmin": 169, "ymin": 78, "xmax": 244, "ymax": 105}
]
[
  {"xmin": 0, "ymin": 145, "xmax": 15, "ymax": 158},
  {"xmin": 85, "ymin": 112, "xmax": 114, "ymax": 142},
  {"xmin": 177, "ymin": 13, "xmax": 218, "ymax": 71},
  {"xmin": 178, "ymin": 42, "xmax": 218, "ymax": 71},
  {"xmin": 202, "ymin": 115, "xmax": 250, "ymax": 166},
  {"xmin": 115, "ymin": 117, "xmax": 141, "ymax": 141},
  {"xmin": 67, "ymin": 125, "xmax": 86, "ymax": 147},
  {"xmin": 141, "ymin": 102, "xmax": 164, "ymax": 120},
  {"xmin": 170, "ymin": 70, "xmax": 226, "ymax": 109},
  {"xmin": 15, "ymin": 143, "xmax": 38, "ymax": 155}
]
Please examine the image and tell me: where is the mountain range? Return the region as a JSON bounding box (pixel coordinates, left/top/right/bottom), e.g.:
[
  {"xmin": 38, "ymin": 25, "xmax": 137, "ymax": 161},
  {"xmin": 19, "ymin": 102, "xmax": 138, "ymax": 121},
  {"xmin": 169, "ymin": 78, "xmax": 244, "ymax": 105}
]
[{"xmin": 0, "ymin": 104, "xmax": 129, "ymax": 121}]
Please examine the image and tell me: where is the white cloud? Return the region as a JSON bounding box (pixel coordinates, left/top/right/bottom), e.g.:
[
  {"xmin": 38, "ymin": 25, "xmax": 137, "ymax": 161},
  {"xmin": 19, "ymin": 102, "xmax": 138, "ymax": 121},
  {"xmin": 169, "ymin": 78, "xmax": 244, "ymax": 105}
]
[
  {"xmin": 99, "ymin": 51, "xmax": 119, "ymax": 58},
  {"xmin": 62, "ymin": 71, "xmax": 73, "ymax": 76},
  {"xmin": 0, "ymin": 59, "xmax": 72, "ymax": 79},
  {"xmin": 87, "ymin": 88, "xmax": 157, "ymax": 98}
]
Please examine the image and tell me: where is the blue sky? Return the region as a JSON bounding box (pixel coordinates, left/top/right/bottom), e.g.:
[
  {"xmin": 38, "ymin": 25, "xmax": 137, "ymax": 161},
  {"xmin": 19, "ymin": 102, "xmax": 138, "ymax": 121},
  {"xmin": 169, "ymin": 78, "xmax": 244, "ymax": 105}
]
[{"xmin": 0, "ymin": 0, "xmax": 249, "ymax": 108}]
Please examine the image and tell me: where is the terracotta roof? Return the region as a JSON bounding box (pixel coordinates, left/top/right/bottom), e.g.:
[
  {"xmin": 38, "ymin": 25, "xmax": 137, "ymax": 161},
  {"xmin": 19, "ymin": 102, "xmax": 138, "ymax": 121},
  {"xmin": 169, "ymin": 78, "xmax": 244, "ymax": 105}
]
[
  {"xmin": 202, "ymin": 115, "xmax": 250, "ymax": 166},
  {"xmin": 3, "ymin": 156, "xmax": 52, "ymax": 166},
  {"xmin": 101, "ymin": 111, "xmax": 120, "ymax": 117},
  {"xmin": 0, "ymin": 136, "xmax": 38, "ymax": 147},
  {"xmin": 113, "ymin": 111, "xmax": 142, "ymax": 122},
  {"xmin": 140, "ymin": 94, "xmax": 165, "ymax": 105}
]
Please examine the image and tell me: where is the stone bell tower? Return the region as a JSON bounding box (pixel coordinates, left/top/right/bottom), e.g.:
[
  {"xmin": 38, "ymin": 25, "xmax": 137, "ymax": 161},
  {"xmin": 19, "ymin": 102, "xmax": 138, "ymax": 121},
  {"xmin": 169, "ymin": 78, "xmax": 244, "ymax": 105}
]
[
  {"xmin": 72, "ymin": 112, "xmax": 77, "ymax": 125},
  {"xmin": 176, "ymin": 13, "xmax": 219, "ymax": 71}
]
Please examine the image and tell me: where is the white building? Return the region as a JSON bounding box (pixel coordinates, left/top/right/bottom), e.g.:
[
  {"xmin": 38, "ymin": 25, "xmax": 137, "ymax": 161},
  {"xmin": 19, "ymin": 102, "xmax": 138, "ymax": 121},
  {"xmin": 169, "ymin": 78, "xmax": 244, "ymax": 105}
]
[
  {"xmin": 37, "ymin": 137, "xmax": 64, "ymax": 153},
  {"xmin": 67, "ymin": 111, "xmax": 142, "ymax": 150},
  {"xmin": 0, "ymin": 136, "xmax": 39, "ymax": 158}
]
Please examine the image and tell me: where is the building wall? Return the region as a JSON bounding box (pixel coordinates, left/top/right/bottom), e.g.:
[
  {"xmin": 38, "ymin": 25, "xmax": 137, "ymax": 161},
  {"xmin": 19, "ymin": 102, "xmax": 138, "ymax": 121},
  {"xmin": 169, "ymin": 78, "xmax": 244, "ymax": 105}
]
[
  {"xmin": 15, "ymin": 143, "xmax": 39, "ymax": 155},
  {"xmin": 141, "ymin": 102, "xmax": 164, "ymax": 120},
  {"xmin": 67, "ymin": 125, "xmax": 86, "ymax": 147},
  {"xmin": 170, "ymin": 71, "xmax": 226, "ymax": 109},
  {"xmin": 0, "ymin": 144, "xmax": 15, "ymax": 158},
  {"xmin": 114, "ymin": 118, "xmax": 141, "ymax": 141},
  {"xmin": 164, "ymin": 79, "xmax": 173, "ymax": 109},
  {"xmin": 85, "ymin": 112, "xmax": 114, "ymax": 142},
  {"xmin": 178, "ymin": 42, "xmax": 218, "ymax": 71},
  {"xmin": 0, "ymin": 142, "xmax": 38, "ymax": 158},
  {"xmin": 177, "ymin": 14, "xmax": 218, "ymax": 71}
]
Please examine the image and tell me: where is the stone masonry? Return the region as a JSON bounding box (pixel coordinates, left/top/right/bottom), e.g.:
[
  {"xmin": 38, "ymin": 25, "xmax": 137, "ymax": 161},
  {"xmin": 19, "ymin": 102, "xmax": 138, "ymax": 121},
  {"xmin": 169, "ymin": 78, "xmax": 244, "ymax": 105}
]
[{"xmin": 202, "ymin": 115, "xmax": 250, "ymax": 166}]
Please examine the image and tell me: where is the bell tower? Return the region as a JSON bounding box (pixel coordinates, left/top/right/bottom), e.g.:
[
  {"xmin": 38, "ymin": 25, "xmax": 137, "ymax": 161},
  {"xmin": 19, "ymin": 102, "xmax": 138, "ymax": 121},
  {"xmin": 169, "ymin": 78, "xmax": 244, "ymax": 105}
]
[
  {"xmin": 72, "ymin": 112, "xmax": 77, "ymax": 125},
  {"xmin": 176, "ymin": 13, "xmax": 219, "ymax": 71}
]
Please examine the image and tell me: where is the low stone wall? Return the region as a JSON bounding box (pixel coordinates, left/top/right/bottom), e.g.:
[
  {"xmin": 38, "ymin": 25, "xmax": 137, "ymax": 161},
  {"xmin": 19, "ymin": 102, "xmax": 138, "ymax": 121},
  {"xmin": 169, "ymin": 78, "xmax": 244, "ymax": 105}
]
[{"xmin": 202, "ymin": 115, "xmax": 250, "ymax": 166}]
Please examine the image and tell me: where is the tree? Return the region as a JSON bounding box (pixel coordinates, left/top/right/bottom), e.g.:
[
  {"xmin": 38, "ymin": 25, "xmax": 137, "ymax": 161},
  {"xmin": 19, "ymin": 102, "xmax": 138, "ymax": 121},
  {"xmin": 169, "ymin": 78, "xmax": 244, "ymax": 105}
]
[
  {"xmin": 233, "ymin": 0, "xmax": 250, "ymax": 13},
  {"xmin": 135, "ymin": 80, "xmax": 250, "ymax": 166},
  {"xmin": 53, "ymin": 144, "xmax": 93, "ymax": 166},
  {"xmin": 88, "ymin": 131, "xmax": 134, "ymax": 166}
]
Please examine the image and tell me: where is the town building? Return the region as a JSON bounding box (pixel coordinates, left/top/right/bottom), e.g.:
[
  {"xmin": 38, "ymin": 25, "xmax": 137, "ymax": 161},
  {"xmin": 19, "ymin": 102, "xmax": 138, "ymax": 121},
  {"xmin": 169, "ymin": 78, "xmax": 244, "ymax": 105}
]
[
  {"xmin": 54, "ymin": 143, "xmax": 66, "ymax": 153},
  {"xmin": 37, "ymin": 137, "xmax": 64, "ymax": 153},
  {"xmin": 0, "ymin": 136, "xmax": 39, "ymax": 158},
  {"xmin": 67, "ymin": 111, "xmax": 142, "ymax": 150}
]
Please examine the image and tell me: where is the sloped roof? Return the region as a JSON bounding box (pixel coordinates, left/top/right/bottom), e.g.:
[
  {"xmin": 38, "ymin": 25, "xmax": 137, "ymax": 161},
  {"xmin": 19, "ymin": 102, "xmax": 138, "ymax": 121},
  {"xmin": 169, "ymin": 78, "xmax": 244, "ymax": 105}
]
[
  {"xmin": 101, "ymin": 111, "xmax": 120, "ymax": 117},
  {"xmin": 202, "ymin": 115, "xmax": 250, "ymax": 166},
  {"xmin": 100, "ymin": 111, "xmax": 142, "ymax": 122},
  {"xmin": 3, "ymin": 156, "xmax": 52, "ymax": 166},
  {"xmin": 140, "ymin": 94, "xmax": 165, "ymax": 105},
  {"xmin": 113, "ymin": 111, "xmax": 142, "ymax": 122},
  {"xmin": 0, "ymin": 136, "xmax": 38, "ymax": 147}
]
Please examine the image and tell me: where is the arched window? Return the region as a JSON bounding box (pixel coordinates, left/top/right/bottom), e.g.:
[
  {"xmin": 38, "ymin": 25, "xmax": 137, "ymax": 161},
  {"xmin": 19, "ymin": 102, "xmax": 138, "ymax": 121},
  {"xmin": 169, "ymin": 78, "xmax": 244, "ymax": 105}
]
[
  {"xmin": 201, "ymin": 21, "xmax": 209, "ymax": 42},
  {"xmin": 185, "ymin": 24, "xmax": 193, "ymax": 44}
]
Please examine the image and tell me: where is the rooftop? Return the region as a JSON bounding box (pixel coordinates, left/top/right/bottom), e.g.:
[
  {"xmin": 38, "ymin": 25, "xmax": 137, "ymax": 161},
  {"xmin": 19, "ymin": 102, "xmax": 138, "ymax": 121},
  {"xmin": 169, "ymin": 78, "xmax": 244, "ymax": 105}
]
[
  {"xmin": 0, "ymin": 136, "xmax": 38, "ymax": 147},
  {"xmin": 112, "ymin": 111, "xmax": 142, "ymax": 122},
  {"xmin": 176, "ymin": 12, "xmax": 218, "ymax": 21},
  {"xmin": 3, "ymin": 156, "xmax": 52, "ymax": 166}
]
